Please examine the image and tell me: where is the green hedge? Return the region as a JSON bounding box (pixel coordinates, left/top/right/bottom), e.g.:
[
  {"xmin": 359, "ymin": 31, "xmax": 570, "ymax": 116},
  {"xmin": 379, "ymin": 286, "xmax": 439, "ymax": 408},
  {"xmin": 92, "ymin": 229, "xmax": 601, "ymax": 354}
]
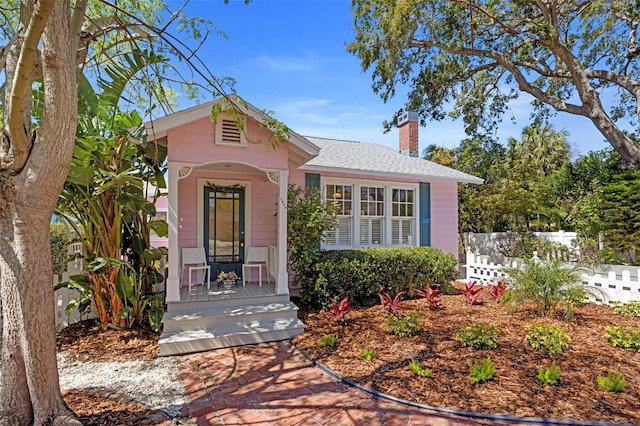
[
  {"xmin": 50, "ymin": 222, "xmax": 70, "ymax": 277},
  {"xmin": 304, "ymin": 247, "xmax": 458, "ymax": 308}
]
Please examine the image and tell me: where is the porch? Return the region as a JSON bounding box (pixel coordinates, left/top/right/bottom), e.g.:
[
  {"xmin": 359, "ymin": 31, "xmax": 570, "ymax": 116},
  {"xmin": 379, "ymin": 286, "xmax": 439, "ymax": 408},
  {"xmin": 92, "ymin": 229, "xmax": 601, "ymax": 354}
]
[
  {"xmin": 159, "ymin": 281, "xmax": 304, "ymax": 356},
  {"xmin": 178, "ymin": 280, "xmax": 277, "ymax": 303}
]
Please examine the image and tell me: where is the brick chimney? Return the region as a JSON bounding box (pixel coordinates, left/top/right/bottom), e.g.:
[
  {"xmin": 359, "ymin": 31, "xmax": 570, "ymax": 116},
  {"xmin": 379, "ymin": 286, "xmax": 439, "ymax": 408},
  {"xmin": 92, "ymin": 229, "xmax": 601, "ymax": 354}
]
[{"xmin": 398, "ymin": 111, "xmax": 419, "ymax": 157}]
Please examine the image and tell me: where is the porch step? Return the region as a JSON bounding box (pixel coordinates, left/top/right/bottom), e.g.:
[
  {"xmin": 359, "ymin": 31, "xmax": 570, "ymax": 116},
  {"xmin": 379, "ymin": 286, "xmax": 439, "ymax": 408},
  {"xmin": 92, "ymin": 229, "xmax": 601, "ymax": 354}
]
[
  {"xmin": 158, "ymin": 318, "xmax": 304, "ymax": 356},
  {"xmin": 162, "ymin": 302, "xmax": 299, "ymax": 332},
  {"xmin": 165, "ymin": 293, "xmax": 292, "ymax": 314},
  {"xmin": 158, "ymin": 300, "xmax": 304, "ymax": 356}
]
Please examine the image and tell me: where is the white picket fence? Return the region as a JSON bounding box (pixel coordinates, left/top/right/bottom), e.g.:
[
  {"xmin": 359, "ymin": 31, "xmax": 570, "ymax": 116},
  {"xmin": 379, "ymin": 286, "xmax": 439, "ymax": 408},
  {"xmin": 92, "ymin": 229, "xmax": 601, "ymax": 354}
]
[{"xmin": 465, "ymin": 250, "xmax": 640, "ymax": 305}]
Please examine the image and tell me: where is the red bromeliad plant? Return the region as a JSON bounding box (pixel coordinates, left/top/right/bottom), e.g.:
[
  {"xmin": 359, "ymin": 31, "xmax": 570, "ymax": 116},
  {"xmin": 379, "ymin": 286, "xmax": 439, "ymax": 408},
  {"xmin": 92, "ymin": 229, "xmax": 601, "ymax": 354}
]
[
  {"xmin": 464, "ymin": 280, "xmax": 483, "ymax": 305},
  {"xmin": 328, "ymin": 296, "xmax": 352, "ymax": 323},
  {"xmin": 416, "ymin": 284, "xmax": 441, "ymax": 309},
  {"xmin": 488, "ymin": 279, "xmax": 507, "ymax": 301},
  {"xmin": 379, "ymin": 291, "xmax": 404, "ymax": 317}
]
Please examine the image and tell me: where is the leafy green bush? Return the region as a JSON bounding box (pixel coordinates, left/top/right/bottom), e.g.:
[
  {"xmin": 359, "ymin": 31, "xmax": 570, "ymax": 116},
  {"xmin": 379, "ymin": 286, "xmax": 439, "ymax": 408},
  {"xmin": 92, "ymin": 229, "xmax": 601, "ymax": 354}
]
[
  {"xmin": 50, "ymin": 222, "xmax": 71, "ymax": 277},
  {"xmin": 287, "ymin": 185, "xmax": 337, "ymax": 306},
  {"xmin": 496, "ymin": 232, "xmax": 572, "ymax": 261},
  {"xmin": 525, "ymin": 323, "xmax": 571, "ymax": 356},
  {"xmin": 305, "ymin": 247, "xmax": 458, "ymax": 308},
  {"xmin": 612, "ymin": 301, "xmax": 640, "ymax": 317},
  {"xmin": 359, "ymin": 347, "xmax": 376, "ymax": 361},
  {"xmin": 455, "ymin": 324, "xmax": 499, "ymax": 350},
  {"xmin": 386, "ymin": 310, "xmax": 421, "ymax": 337},
  {"xmin": 468, "ymin": 357, "xmax": 496, "ymax": 383},
  {"xmin": 505, "ymin": 257, "xmax": 589, "ymax": 319},
  {"xmin": 536, "ymin": 361, "xmax": 562, "ymax": 385},
  {"xmin": 409, "ymin": 359, "xmax": 432, "ymax": 377},
  {"xmin": 605, "ymin": 326, "xmax": 640, "ymax": 351},
  {"xmin": 318, "ymin": 334, "xmax": 339, "ymax": 348},
  {"xmin": 597, "ymin": 372, "xmax": 625, "ymax": 392}
]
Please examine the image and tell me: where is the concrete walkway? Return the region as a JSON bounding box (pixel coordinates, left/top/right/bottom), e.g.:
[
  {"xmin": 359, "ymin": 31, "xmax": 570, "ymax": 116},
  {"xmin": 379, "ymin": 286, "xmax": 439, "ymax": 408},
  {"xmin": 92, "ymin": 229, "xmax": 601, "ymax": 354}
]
[{"xmin": 175, "ymin": 341, "xmax": 507, "ymax": 426}]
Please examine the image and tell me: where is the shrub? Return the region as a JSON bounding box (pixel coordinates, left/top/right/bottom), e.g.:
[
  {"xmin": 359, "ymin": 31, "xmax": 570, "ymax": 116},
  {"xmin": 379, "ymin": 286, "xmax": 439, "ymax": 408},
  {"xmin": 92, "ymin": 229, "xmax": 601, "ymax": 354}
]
[
  {"xmin": 505, "ymin": 257, "xmax": 589, "ymax": 319},
  {"xmin": 597, "ymin": 372, "xmax": 626, "ymax": 392},
  {"xmin": 359, "ymin": 348, "xmax": 376, "ymax": 361},
  {"xmin": 468, "ymin": 357, "xmax": 495, "ymax": 383},
  {"xmin": 496, "ymin": 232, "xmax": 573, "ymax": 261},
  {"xmin": 525, "ymin": 323, "xmax": 571, "ymax": 356},
  {"xmin": 456, "ymin": 324, "xmax": 499, "ymax": 350},
  {"xmin": 488, "ymin": 280, "xmax": 507, "ymax": 301},
  {"xmin": 386, "ymin": 310, "xmax": 421, "ymax": 337},
  {"xmin": 287, "ymin": 185, "xmax": 338, "ymax": 307},
  {"xmin": 50, "ymin": 222, "xmax": 71, "ymax": 277},
  {"xmin": 303, "ymin": 247, "xmax": 458, "ymax": 308},
  {"xmin": 328, "ymin": 296, "xmax": 352, "ymax": 323},
  {"xmin": 463, "ymin": 280, "xmax": 483, "ymax": 305},
  {"xmin": 605, "ymin": 326, "xmax": 640, "ymax": 351},
  {"xmin": 318, "ymin": 334, "xmax": 339, "ymax": 348},
  {"xmin": 612, "ymin": 301, "xmax": 640, "ymax": 317},
  {"xmin": 536, "ymin": 361, "xmax": 562, "ymax": 385},
  {"xmin": 409, "ymin": 359, "xmax": 432, "ymax": 378},
  {"xmin": 416, "ymin": 284, "xmax": 441, "ymax": 309},
  {"xmin": 379, "ymin": 291, "xmax": 404, "ymax": 317}
]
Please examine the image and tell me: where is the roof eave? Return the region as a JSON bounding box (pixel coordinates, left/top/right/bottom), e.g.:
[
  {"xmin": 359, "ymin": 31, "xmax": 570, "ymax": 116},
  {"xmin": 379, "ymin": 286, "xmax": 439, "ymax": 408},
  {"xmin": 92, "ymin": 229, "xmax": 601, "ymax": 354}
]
[
  {"xmin": 298, "ymin": 164, "xmax": 484, "ymax": 184},
  {"xmin": 143, "ymin": 96, "xmax": 320, "ymax": 157}
]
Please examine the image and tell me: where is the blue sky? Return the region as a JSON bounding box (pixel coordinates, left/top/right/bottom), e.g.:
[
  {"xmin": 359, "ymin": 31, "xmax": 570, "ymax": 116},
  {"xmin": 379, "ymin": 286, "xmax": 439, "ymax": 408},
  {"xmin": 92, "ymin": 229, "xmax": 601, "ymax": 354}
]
[{"xmin": 167, "ymin": 0, "xmax": 616, "ymax": 156}]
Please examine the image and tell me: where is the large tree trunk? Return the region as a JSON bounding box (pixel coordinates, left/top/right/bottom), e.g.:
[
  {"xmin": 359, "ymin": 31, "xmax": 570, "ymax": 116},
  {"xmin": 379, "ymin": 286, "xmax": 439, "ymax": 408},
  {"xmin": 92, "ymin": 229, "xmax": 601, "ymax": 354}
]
[
  {"xmin": 589, "ymin": 108, "xmax": 640, "ymax": 170},
  {"xmin": 0, "ymin": 0, "xmax": 83, "ymax": 424}
]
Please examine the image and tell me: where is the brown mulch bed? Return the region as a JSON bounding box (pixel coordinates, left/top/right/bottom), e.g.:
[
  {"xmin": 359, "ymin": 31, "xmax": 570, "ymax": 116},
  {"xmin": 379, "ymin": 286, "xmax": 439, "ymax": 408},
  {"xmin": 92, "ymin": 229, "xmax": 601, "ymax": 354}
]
[
  {"xmin": 57, "ymin": 322, "xmax": 168, "ymax": 425},
  {"xmin": 293, "ymin": 290, "xmax": 640, "ymax": 424},
  {"xmin": 56, "ymin": 321, "xmax": 159, "ymax": 362}
]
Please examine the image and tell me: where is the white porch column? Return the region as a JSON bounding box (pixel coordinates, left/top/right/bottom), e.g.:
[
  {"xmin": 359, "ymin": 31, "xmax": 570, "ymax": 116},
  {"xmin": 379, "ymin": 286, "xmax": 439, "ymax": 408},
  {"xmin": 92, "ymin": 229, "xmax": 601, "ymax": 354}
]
[
  {"xmin": 276, "ymin": 170, "xmax": 289, "ymax": 294},
  {"xmin": 166, "ymin": 163, "xmax": 181, "ymax": 302}
]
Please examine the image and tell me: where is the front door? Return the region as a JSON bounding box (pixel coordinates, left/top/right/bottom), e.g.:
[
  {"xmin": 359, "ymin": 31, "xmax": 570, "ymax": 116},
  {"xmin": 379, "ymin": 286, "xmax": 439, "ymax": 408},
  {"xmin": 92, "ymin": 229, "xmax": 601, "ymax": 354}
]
[{"xmin": 204, "ymin": 186, "xmax": 245, "ymax": 280}]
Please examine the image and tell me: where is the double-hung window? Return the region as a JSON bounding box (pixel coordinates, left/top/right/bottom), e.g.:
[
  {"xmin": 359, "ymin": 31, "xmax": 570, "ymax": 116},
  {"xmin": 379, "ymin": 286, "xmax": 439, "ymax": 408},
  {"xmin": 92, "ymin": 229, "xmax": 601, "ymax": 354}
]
[
  {"xmin": 321, "ymin": 180, "xmax": 418, "ymax": 249},
  {"xmin": 392, "ymin": 188, "xmax": 414, "ymax": 245},
  {"xmin": 324, "ymin": 184, "xmax": 352, "ymax": 247},
  {"xmin": 359, "ymin": 186, "xmax": 384, "ymax": 246}
]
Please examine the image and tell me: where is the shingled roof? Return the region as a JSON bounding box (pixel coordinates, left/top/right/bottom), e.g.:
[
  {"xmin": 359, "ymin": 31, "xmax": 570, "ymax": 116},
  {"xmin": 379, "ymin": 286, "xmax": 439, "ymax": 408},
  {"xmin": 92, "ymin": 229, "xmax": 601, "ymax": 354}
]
[{"xmin": 299, "ymin": 137, "xmax": 483, "ymax": 184}]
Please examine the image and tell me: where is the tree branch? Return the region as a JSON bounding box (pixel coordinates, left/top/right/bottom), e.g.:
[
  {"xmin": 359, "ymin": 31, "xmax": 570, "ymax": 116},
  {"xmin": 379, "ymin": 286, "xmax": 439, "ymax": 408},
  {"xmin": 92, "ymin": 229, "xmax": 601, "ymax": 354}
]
[
  {"xmin": 409, "ymin": 39, "xmax": 589, "ymax": 116},
  {"xmin": 451, "ymin": 0, "xmax": 520, "ymax": 36},
  {"xmin": 5, "ymin": 0, "xmax": 54, "ymax": 174},
  {"xmin": 0, "ymin": 35, "xmax": 18, "ymax": 71}
]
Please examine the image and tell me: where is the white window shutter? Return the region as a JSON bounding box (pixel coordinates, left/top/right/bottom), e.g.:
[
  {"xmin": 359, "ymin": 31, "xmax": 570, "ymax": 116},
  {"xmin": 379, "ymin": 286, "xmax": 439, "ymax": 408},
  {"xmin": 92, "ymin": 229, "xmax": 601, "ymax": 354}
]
[{"xmin": 338, "ymin": 217, "xmax": 351, "ymax": 246}]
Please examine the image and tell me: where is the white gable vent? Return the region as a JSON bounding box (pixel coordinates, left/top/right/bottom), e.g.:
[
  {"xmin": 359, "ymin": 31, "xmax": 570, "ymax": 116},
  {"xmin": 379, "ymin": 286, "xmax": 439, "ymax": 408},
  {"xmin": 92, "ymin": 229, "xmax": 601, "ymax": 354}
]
[{"xmin": 216, "ymin": 116, "xmax": 247, "ymax": 146}]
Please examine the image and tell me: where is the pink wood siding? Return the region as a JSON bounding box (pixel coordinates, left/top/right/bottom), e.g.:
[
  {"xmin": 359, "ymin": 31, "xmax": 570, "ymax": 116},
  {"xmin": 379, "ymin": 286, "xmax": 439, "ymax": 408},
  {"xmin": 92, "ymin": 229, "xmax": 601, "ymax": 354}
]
[
  {"xmin": 429, "ymin": 181, "xmax": 459, "ymax": 256},
  {"xmin": 249, "ymin": 181, "xmax": 278, "ymax": 246},
  {"xmin": 177, "ymin": 169, "xmax": 278, "ymax": 252},
  {"xmin": 293, "ymin": 170, "xmax": 460, "ymax": 257},
  {"xmin": 288, "ymin": 168, "xmax": 307, "ymax": 187},
  {"xmin": 167, "ymin": 116, "xmax": 289, "ymax": 169}
]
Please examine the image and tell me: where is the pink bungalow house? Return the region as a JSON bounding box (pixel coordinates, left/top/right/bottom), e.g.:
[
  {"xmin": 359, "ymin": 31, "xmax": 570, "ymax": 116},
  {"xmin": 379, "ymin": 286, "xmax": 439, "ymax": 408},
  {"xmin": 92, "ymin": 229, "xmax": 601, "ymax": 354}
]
[{"xmin": 146, "ymin": 96, "xmax": 482, "ymax": 355}]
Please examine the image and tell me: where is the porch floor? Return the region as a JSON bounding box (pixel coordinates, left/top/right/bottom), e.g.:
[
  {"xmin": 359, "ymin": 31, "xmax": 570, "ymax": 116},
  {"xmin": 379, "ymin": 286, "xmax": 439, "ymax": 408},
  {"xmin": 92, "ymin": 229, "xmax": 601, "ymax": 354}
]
[{"xmin": 179, "ymin": 281, "xmax": 277, "ymax": 302}]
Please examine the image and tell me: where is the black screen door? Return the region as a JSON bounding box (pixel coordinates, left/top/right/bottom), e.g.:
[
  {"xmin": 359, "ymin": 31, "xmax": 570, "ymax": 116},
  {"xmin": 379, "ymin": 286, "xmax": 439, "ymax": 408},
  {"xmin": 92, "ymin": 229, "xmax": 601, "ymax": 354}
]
[{"xmin": 204, "ymin": 186, "xmax": 245, "ymax": 279}]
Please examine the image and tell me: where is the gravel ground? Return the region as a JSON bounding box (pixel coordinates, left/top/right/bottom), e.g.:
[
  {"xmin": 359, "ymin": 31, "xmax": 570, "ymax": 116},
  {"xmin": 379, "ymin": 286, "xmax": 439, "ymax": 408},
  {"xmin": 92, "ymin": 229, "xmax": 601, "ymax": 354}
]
[
  {"xmin": 0, "ymin": 339, "xmax": 188, "ymax": 419},
  {"xmin": 56, "ymin": 353, "xmax": 188, "ymax": 418}
]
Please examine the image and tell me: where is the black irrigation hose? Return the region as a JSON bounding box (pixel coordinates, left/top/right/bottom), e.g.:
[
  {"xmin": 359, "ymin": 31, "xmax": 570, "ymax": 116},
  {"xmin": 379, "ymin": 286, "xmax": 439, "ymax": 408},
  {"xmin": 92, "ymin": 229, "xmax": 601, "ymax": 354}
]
[{"xmin": 288, "ymin": 340, "xmax": 637, "ymax": 426}]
